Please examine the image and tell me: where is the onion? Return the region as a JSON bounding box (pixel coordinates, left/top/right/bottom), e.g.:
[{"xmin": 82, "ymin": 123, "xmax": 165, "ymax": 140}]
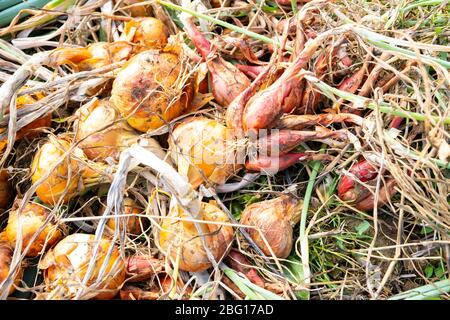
[
  {"xmin": 110, "ymin": 49, "xmax": 195, "ymax": 132},
  {"xmin": 49, "ymin": 42, "xmax": 133, "ymax": 72},
  {"xmin": 0, "ymin": 170, "xmax": 13, "ymax": 212},
  {"xmin": 99, "ymin": 198, "xmax": 145, "ymax": 236},
  {"xmin": 38, "ymin": 233, "xmax": 126, "ymax": 300},
  {"xmin": 240, "ymin": 195, "xmax": 302, "ymax": 259},
  {"xmin": 30, "ymin": 136, "xmax": 86, "ymax": 205},
  {"xmin": 74, "ymin": 98, "xmax": 166, "ymax": 162},
  {"xmin": 168, "ymin": 117, "xmax": 241, "ymax": 189},
  {"xmin": 4, "ymin": 202, "xmax": 62, "ymax": 257},
  {"xmin": 121, "ymin": 18, "xmax": 169, "ymax": 52},
  {"xmin": 0, "ymin": 239, "xmax": 23, "ymax": 295},
  {"xmin": 159, "ymin": 200, "xmax": 234, "ymax": 272},
  {"xmin": 0, "ymin": 91, "xmax": 52, "ymax": 153}
]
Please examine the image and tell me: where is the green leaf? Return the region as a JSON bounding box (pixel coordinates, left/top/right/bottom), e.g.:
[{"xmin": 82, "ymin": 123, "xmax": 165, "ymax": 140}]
[
  {"xmin": 284, "ymin": 255, "xmax": 310, "ymax": 300},
  {"xmin": 424, "ymin": 264, "xmax": 434, "ymax": 278},
  {"xmin": 355, "ymin": 220, "xmax": 371, "ymax": 235},
  {"xmin": 434, "ymin": 265, "xmax": 445, "ymax": 279}
]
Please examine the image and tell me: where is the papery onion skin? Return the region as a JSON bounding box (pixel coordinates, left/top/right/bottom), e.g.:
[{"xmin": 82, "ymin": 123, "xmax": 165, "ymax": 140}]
[
  {"xmin": 49, "ymin": 42, "xmax": 133, "ymax": 72},
  {"xmin": 122, "ymin": 18, "xmax": 169, "ymax": 52},
  {"xmin": 0, "ymin": 239, "xmax": 23, "ymax": 295},
  {"xmin": 75, "ymin": 98, "xmax": 167, "ymax": 162},
  {"xmin": 31, "ymin": 137, "xmax": 84, "ymax": 205},
  {"xmin": 0, "ymin": 170, "xmax": 13, "ymax": 212},
  {"xmin": 240, "ymin": 195, "xmax": 302, "ymax": 259},
  {"xmin": 110, "ymin": 50, "xmax": 195, "ymax": 132},
  {"xmin": 159, "ymin": 201, "xmax": 234, "ymax": 272},
  {"xmin": 168, "ymin": 117, "xmax": 241, "ymax": 189},
  {"xmin": 0, "ymin": 91, "xmax": 52, "ymax": 153},
  {"xmin": 122, "ymin": 0, "xmax": 153, "ymax": 17},
  {"xmin": 99, "ymin": 198, "xmax": 144, "ymax": 236},
  {"xmin": 4, "ymin": 202, "xmax": 62, "ymax": 257},
  {"xmin": 38, "ymin": 233, "xmax": 126, "ymax": 300}
]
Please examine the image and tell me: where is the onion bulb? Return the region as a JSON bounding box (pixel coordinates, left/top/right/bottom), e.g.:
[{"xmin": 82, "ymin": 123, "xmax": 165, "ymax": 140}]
[
  {"xmin": 4, "ymin": 202, "xmax": 62, "ymax": 257},
  {"xmin": 31, "ymin": 136, "xmax": 86, "ymax": 205},
  {"xmin": 110, "ymin": 49, "xmax": 195, "ymax": 132},
  {"xmin": 38, "ymin": 233, "xmax": 126, "ymax": 300},
  {"xmin": 99, "ymin": 198, "xmax": 145, "ymax": 236},
  {"xmin": 0, "ymin": 238, "xmax": 23, "ymax": 295},
  {"xmin": 159, "ymin": 200, "xmax": 234, "ymax": 272},
  {"xmin": 121, "ymin": 18, "xmax": 169, "ymax": 52},
  {"xmin": 240, "ymin": 195, "xmax": 302, "ymax": 259},
  {"xmin": 168, "ymin": 117, "xmax": 241, "ymax": 189},
  {"xmin": 74, "ymin": 98, "xmax": 166, "ymax": 162},
  {"xmin": 49, "ymin": 42, "xmax": 133, "ymax": 72},
  {"xmin": 0, "ymin": 170, "xmax": 13, "ymax": 212}
]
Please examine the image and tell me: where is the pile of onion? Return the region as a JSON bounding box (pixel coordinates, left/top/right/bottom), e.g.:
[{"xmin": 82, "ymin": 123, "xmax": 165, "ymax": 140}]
[
  {"xmin": 38, "ymin": 233, "xmax": 126, "ymax": 300},
  {"xmin": 240, "ymin": 195, "xmax": 303, "ymax": 259},
  {"xmin": 30, "ymin": 136, "xmax": 87, "ymax": 205},
  {"xmin": 120, "ymin": 17, "xmax": 169, "ymax": 52},
  {"xmin": 0, "ymin": 239, "xmax": 23, "ymax": 295},
  {"xmin": 159, "ymin": 200, "xmax": 234, "ymax": 272},
  {"xmin": 74, "ymin": 98, "xmax": 166, "ymax": 162},
  {"xmin": 110, "ymin": 48, "xmax": 195, "ymax": 132},
  {"xmin": 168, "ymin": 117, "xmax": 241, "ymax": 189},
  {"xmin": 4, "ymin": 201, "xmax": 62, "ymax": 257}
]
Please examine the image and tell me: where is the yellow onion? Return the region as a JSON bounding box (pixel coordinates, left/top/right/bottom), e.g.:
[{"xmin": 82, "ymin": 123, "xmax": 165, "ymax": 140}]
[
  {"xmin": 38, "ymin": 233, "xmax": 126, "ymax": 300},
  {"xmin": 121, "ymin": 18, "xmax": 169, "ymax": 52},
  {"xmin": 0, "ymin": 238, "xmax": 23, "ymax": 296},
  {"xmin": 159, "ymin": 200, "xmax": 234, "ymax": 272},
  {"xmin": 30, "ymin": 136, "xmax": 86, "ymax": 205},
  {"xmin": 168, "ymin": 117, "xmax": 241, "ymax": 189},
  {"xmin": 74, "ymin": 98, "xmax": 166, "ymax": 162},
  {"xmin": 0, "ymin": 91, "xmax": 52, "ymax": 153},
  {"xmin": 240, "ymin": 195, "xmax": 303, "ymax": 259},
  {"xmin": 122, "ymin": 0, "xmax": 153, "ymax": 17},
  {"xmin": 49, "ymin": 42, "xmax": 133, "ymax": 72},
  {"xmin": 99, "ymin": 198, "xmax": 145, "ymax": 236},
  {"xmin": 4, "ymin": 202, "xmax": 62, "ymax": 257},
  {"xmin": 0, "ymin": 170, "xmax": 13, "ymax": 212},
  {"xmin": 110, "ymin": 49, "xmax": 195, "ymax": 132}
]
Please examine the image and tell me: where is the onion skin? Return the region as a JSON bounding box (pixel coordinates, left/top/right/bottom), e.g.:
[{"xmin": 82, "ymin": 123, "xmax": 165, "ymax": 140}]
[
  {"xmin": 0, "ymin": 170, "xmax": 13, "ymax": 212},
  {"xmin": 183, "ymin": 18, "xmax": 250, "ymax": 107},
  {"xmin": 49, "ymin": 42, "xmax": 133, "ymax": 72},
  {"xmin": 4, "ymin": 202, "xmax": 62, "ymax": 257},
  {"xmin": 110, "ymin": 50, "xmax": 195, "ymax": 132},
  {"xmin": 100, "ymin": 198, "xmax": 145, "ymax": 236},
  {"xmin": 240, "ymin": 196, "xmax": 302, "ymax": 259},
  {"xmin": 0, "ymin": 239, "xmax": 23, "ymax": 295},
  {"xmin": 39, "ymin": 233, "xmax": 126, "ymax": 300},
  {"xmin": 126, "ymin": 255, "xmax": 163, "ymax": 281},
  {"xmin": 122, "ymin": 0, "xmax": 153, "ymax": 17},
  {"xmin": 31, "ymin": 137, "xmax": 84, "ymax": 205},
  {"xmin": 75, "ymin": 99, "xmax": 135, "ymax": 161},
  {"xmin": 159, "ymin": 201, "xmax": 234, "ymax": 272},
  {"xmin": 168, "ymin": 117, "xmax": 241, "ymax": 189},
  {"xmin": 0, "ymin": 92, "xmax": 52, "ymax": 153},
  {"xmin": 74, "ymin": 99, "xmax": 166, "ymax": 162},
  {"xmin": 338, "ymin": 160, "xmax": 398, "ymax": 211},
  {"xmin": 226, "ymin": 250, "xmax": 265, "ymax": 288},
  {"xmin": 122, "ymin": 18, "xmax": 169, "ymax": 52}
]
